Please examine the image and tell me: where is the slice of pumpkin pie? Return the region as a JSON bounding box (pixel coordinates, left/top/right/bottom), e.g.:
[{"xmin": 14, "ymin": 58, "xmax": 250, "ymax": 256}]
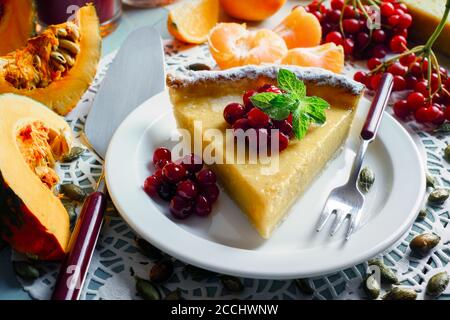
[{"xmin": 167, "ymin": 65, "xmax": 364, "ymax": 238}]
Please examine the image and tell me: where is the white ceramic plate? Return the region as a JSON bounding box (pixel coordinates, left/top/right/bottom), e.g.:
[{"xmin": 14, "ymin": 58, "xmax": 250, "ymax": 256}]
[{"xmin": 105, "ymin": 91, "xmax": 425, "ymax": 279}]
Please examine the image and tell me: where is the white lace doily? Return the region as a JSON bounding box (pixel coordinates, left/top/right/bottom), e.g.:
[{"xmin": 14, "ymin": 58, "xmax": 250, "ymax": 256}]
[{"xmin": 12, "ymin": 42, "xmax": 450, "ymax": 300}]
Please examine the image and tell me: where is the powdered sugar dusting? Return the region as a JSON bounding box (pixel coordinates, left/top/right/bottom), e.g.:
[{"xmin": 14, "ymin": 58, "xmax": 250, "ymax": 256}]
[{"xmin": 166, "ymin": 64, "xmax": 365, "ymax": 95}]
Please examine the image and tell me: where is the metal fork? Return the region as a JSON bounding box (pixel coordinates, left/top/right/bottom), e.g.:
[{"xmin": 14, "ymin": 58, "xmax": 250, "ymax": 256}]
[{"xmin": 316, "ymin": 73, "xmax": 394, "ymax": 240}]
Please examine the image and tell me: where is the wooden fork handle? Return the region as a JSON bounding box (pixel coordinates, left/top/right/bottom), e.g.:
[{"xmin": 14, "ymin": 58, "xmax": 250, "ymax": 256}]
[{"xmin": 361, "ymin": 73, "xmax": 394, "ymax": 141}]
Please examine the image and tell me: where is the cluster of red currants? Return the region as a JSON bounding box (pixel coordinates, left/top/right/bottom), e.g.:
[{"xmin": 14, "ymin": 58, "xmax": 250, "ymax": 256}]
[
  {"xmin": 223, "ymin": 84, "xmax": 293, "ymax": 152},
  {"xmin": 144, "ymin": 148, "xmax": 220, "ymax": 220},
  {"xmin": 306, "ymin": 0, "xmax": 412, "ymax": 58},
  {"xmin": 355, "ymin": 54, "xmax": 450, "ymax": 124}
]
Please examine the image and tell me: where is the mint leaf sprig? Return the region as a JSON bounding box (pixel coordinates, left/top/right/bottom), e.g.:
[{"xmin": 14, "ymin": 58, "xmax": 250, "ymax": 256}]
[{"xmin": 250, "ymin": 69, "xmax": 330, "ymax": 140}]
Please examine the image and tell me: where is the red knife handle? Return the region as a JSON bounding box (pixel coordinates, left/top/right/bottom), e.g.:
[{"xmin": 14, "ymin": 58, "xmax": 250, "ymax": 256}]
[
  {"xmin": 52, "ymin": 191, "xmax": 106, "ymax": 300},
  {"xmin": 361, "ymin": 73, "xmax": 394, "ymax": 141}
]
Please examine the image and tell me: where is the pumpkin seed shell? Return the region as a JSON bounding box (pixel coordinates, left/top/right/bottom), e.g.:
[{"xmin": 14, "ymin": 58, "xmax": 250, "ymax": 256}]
[
  {"xmin": 428, "ymin": 188, "xmax": 449, "ymax": 206},
  {"xmin": 187, "ymin": 63, "xmax": 211, "ymax": 71},
  {"xmin": 62, "ymin": 146, "xmax": 85, "ymax": 162},
  {"xmin": 150, "ymin": 259, "xmax": 174, "ymax": 283},
  {"xmin": 358, "ymin": 167, "xmax": 375, "ymax": 193},
  {"xmin": 382, "ymin": 287, "xmax": 417, "ymax": 300},
  {"xmin": 220, "ymin": 275, "xmax": 244, "ymax": 293},
  {"xmin": 363, "ymin": 274, "xmax": 380, "ymax": 299},
  {"xmin": 165, "ymin": 288, "xmax": 182, "ymax": 300},
  {"xmin": 368, "ymin": 259, "xmax": 399, "ymax": 284},
  {"xmin": 426, "ymin": 271, "xmax": 449, "ymax": 297},
  {"xmin": 135, "ymin": 276, "xmax": 160, "ymax": 300},
  {"xmin": 409, "ymin": 233, "xmax": 440, "ymax": 256},
  {"xmin": 60, "ymin": 184, "xmax": 87, "ymax": 202}
]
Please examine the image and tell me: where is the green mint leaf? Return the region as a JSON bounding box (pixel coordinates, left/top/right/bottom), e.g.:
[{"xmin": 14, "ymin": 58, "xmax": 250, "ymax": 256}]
[
  {"xmin": 263, "ymin": 95, "xmax": 293, "ymax": 120},
  {"xmin": 292, "ymin": 108, "xmax": 311, "ymax": 140},
  {"xmin": 250, "ymin": 92, "xmax": 279, "ymax": 110},
  {"xmin": 277, "ymin": 69, "xmax": 306, "ymax": 98},
  {"xmin": 300, "ymin": 96, "xmax": 330, "ymax": 125}
]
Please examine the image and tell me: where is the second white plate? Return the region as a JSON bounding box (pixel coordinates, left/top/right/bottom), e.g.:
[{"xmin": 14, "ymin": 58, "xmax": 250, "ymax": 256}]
[{"xmin": 105, "ymin": 91, "xmax": 425, "ymax": 279}]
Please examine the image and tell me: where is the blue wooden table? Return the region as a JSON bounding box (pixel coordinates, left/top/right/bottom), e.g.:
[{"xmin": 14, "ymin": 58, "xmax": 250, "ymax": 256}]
[{"xmin": 0, "ymin": 4, "xmax": 170, "ymax": 300}]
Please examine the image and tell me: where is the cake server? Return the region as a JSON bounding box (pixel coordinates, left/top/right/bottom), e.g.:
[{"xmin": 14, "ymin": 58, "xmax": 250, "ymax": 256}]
[
  {"xmin": 316, "ymin": 73, "xmax": 394, "ymax": 240},
  {"xmin": 52, "ymin": 27, "xmax": 165, "ymax": 300}
]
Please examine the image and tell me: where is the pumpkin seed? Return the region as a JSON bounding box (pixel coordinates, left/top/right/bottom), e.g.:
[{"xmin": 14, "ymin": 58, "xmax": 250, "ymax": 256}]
[
  {"xmin": 33, "ymin": 55, "xmax": 41, "ymax": 68},
  {"xmin": 62, "ymin": 200, "xmax": 77, "ymax": 229},
  {"xmin": 368, "ymin": 259, "xmax": 399, "ymax": 284},
  {"xmin": 60, "ymin": 183, "xmax": 87, "ymax": 202},
  {"xmin": 444, "ymin": 145, "xmax": 450, "ymax": 163},
  {"xmin": 150, "ymin": 259, "xmax": 174, "ymax": 283},
  {"xmin": 428, "ymin": 188, "xmax": 449, "ymax": 206},
  {"xmin": 58, "ymin": 39, "xmax": 80, "ymax": 55},
  {"xmin": 294, "ymin": 279, "xmax": 314, "ymax": 295},
  {"xmin": 56, "ymin": 28, "xmax": 68, "ymax": 38},
  {"xmin": 434, "ymin": 122, "xmax": 450, "ymax": 134},
  {"xmin": 62, "ymin": 146, "xmax": 85, "ymax": 162},
  {"xmin": 51, "ymin": 60, "xmax": 65, "ymax": 72},
  {"xmin": 187, "ymin": 63, "xmax": 211, "ymax": 71},
  {"xmin": 362, "ymin": 274, "xmax": 380, "ymax": 299},
  {"xmin": 165, "ymin": 288, "xmax": 182, "ymax": 300},
  {"xmin": 426, "ymin": 173, "xmax": 438, "ymax": 189},
  {"xmin": 183, "ymin": 264, "xmax": 216, "ymax": 280},
  {"xmin": 135, "ymin": 236, "xmax": 162, "ymax": 259},
  {"xmin": 409, "ymin": 233, "xmax": 440, "ymax": 256},
  {"xmin": 51, "ymin": 51, "xmax": 67, "ymax": 65},
  {"xmin": 358, "ymin": 167, "xmax": 375, "ymax": 193},
  {"xmin": 426, "ymin": 271, "xmax": 449, "ymax": 297},
  {"xmin": 382, "ymin": 287, "xmax": 417, "ymax": 300},
  {"xmin": 13, "ymin": 261, "xmax": 40, "ymax": 280},
  {"xmin": 66, "ymin": 23, "xmax": 80, "ymax": 41},
  {"xmin": 220, "ymin": 275, "xmax": 244, "ymax": 293},
  {"xmin": 135, "ymin": 276, "xmax": 160, "ymax": 300},
  {"xmin": 59, "ymin": 50, "xmax": 75, "ymax": 67},
  {"xmin": 417, "ymin": 209, "xmax": 427, "ymax": 220}
]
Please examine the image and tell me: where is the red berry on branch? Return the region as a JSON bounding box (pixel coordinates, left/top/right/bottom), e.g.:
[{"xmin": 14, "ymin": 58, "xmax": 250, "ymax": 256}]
[
  {"xmin": 393, "ymin": 100, "xmax": 410, "ymax": 118},
  {"xmin": 343, "ymin": 38, "xmax": 355, "ymax": 55},
  {"xmin": 372, "ymin": 29, "xmax": 386, "ymax": 43},
  {"xmin": 325, "ymin": 31, "xmax": 344, "ymax": 45},
  {"xmin": 393, "ymin": 75, "xmax": 406, "ymax": 91},
  {"xmin": 380, "ymin": 2, "xmax": 395, "ymax": 17},
  {"xmin": 390, "ymin": 35, "xmax": 407, "ymax": 53},
  {"xmin": 388, "ymin": 15, "xmax": 400, "ymax": 27},
  {"xmin": 405, "ymin": 75, "xmax": 418, "ymax": 90},
  {"xmin": 367, "ymin": 57, "xmax": 382, "ymax": 70},
  {"xmin": 343, "ymin": 19, "xmax": 360, "ymax": 34},
  {"xmin": 331, "ymin": 0, "xmax": 344, "ymax": 10},
  {"xmin": 372, "ymin": 45, "xmax": 388, "ymax": 59},
  {"xmin": 353, "ymin": 71, "xmax": 367, "ymax": 84},
  {"xmin": 414, "ymin": 107, "xmax": 429, "ymax": 123},
  {"xmin": 399, "ymin": 53, "xmax": 416, "ymax": 66},
  {"xmin": 407, "ymin": 92, "xmax": 426, "ymax": 111},
  {"xmin": 398, "ymin": 13, "xmax": 412, "ymax": 29},
  {"xmin": 415, "ymin": 81, "xmax": 429, "ymax": 97},
  {"xmin": 387, "ymin": 62, "xmax": 408, "ymax": 76}
]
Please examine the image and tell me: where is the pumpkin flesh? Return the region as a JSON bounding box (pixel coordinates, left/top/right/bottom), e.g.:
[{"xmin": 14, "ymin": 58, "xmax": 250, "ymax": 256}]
[{"xmin": 0, "ymin": 94, "xmax": 72, "ymax": 260}]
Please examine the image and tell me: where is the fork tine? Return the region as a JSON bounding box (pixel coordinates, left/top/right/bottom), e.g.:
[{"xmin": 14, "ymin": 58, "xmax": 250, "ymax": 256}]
[
  {"xmin": 316, "ymin": 203, "xmax": 334, "ymax": 232},
  {"xmin": 345, "ymin": 207, "xmax": 363, "ymax": 240},
  {"xmin": 329, "ymin": 210, "xmax": 348, "ymax": 236}
]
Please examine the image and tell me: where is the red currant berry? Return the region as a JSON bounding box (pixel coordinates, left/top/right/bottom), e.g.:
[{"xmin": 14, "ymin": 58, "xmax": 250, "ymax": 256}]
[
  {"xmin": 343, "ymin": 6, "xmax": 355, "ymax": 18},
  {"xmin": 197, "ymin": 169, "xmax": 217, "ymax": 186},
  {"xmin": 153, "ymin": 147, "xmax": 171, "ymax": 166},
  {"xmin": 414, "ymin": 81, "xmax": 429, "ymax": 97},
  {"xmin": 273, "ymin": 119, "xmax": 293, "ymax": 138},
  {"xmin": 158, "ymin": 182, "xmax": 176, "ymax": 201},
  {"xmin": 380, "ymin": 2, "xmax": 395, "ymax": 16},
  {"xmin": 325, "ymin": 31, "xmax": 344, "ymax": 45},
  {"xmin": 393, "ymin": 75, "xmax": 406, "ymax": 91},
  {"xmin": 155, "ymin": 159, "xmax": 170, "ymax": 170},
  {"xmin": 356, "ymin": 32, "xmax": 370, "ymax": 49},
  {"xmin": 343, "ymin": 19, "xmax": 360, "ymax": 33},
  {"xmin": 367, "ymin": 57, "xmax": 382, "ymax": 70},
  {"xmin": 387, "ymin": 63, "xmax": 408, "ymax": 76},
  {"xmin": 257, "ymin": 84, "xmax": 282, "ymax": 94},
  {"xmin": 353, "ymin": 71, "xmax": 367, "ymax": 85},
  {"xmin": 370, "ymin": 73, "xmax": 382, "ymax": 90},
  {"xmin": 343, "ymin": 38, "xmax": 355, "ymax": 55},
  {"xmin": 312, "ymin": 10, "xmax": 323, "ymax": 22},
  {"xmin": 248, "ymin": 107, "xmax": 270, "ymax": 128},
  {"xmin": 407, "ymin": 92, "xmax": 426, "ymax": 111},
  {"xmin": 398, "ymin": 14, "xmax": 412, "ymax": 28},
  {"xmin": 394, "ymin": 28, "xmax": 408, "ymax": 38},
  {"xmin": 232, "ymin": 118, "xmax": 250, "ymax": 131},
  {"xmin": 144, "ymin": 175, "xmax": 161, "ymax": 199},
  {"xmin": 430, "ymin": 73, "xmax": 440, "ymax": 91},
  {"xmin": 388, "ymin": 15, "xmax": 400, "ymax": 27},
  {"xmin": 405, "ymin": 75, "xmax": 418, "ymax": 90},
  {"xmin": 414, "ymin": 107, "xmax": 429, "ymax": 123},
  {"xmin": 194, "ymin": 195, "xmax": 212, "ymax": 217},
  {"xmin": 410, "ymin": 62, "xmax": 423, "ymax": 78},
  {"xmin": 432, "ymin": 107, "xmax": 445, "ymax": 125},
  {"xmin": 393, "ymin": 100, "xmax": 410, "ymax": 118},
  {"xmin": 325, "ymin": 9, "xmax": 341, "ymax": 23},
  {"xmin": 223, "ymin": 103, "xmax": 246, "ymax": 125},
  {"xmin": 243, "ymin": 89, "xmax": 257, "ymax": 107},
  {"xmin": 162, "ymin": 163, "xmax": 186, "ymax": 183},
  {"xmin": 169, "ymin": 196, "xmax": 193, "ymax": 219},
  {"xmin": 395, "ymin": 3, "xmax": 408, "ymax": 12},
  {"xmin": 153, "ymin": 168, "xmax": 165, "ymax": 181},
  {"xmin": 399, "ymin": 53, "xmax": 416, "ymax": 66},
  {"xmin": 176, "ymin": 179, "xmax": 198, "ymax": 200},
  {"xmin": 390, "ymin": 35, "xmax": 407, "ymax": 53},
  {"xmin": 331, "ymin": 0, "xmax": 344, "ymax": 10},
  {"xmin": 372, "ymin": 45, "xmax": 387, "ymax": 59},
  {"xmin": 200, "ymin": 184, "xmax": 220, "ymax": 203},
  {"xmin": 277, "ymin": 131, "xmax": 289, "ymax": 152},
  {"xmin": 180, "ymin": 153, "xmax": 203, "ymax": 173},
  {"xmin": 372, "ymin": 29, "xmax": 386, "ymax": 43},
  {"xmin": 394, "ymin": 8, "xmax": 405, "ymax": 16},
  {"xmin": 445, "ymin": 77, "xmax": 450, "ymax": 90}
]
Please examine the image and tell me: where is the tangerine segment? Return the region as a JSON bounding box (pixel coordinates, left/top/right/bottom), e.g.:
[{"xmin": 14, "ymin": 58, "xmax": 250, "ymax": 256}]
[
  {"xmin": 167, "ymin": 0, "xmax": 219, "ymax": 44},
  {"xmin": 274, "ymin": 6, "xmax": 322, "ymax": 49},
  {"xmin": 208, "ymin": 23, "xmax": 288, "ymax": 69},
  {"xmin": 219, "ymin": 0, "xmax": 287, "ymax": 21},
  {"xmin": 281, "ymin": 43, "xmax": 344, "ymax": 74}
]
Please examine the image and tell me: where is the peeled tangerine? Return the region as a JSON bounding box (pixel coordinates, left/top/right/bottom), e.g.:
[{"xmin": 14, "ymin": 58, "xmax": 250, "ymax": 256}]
[
  {"xmin": 0, "ymin": 94, "xmax": 72, "ymax": 260},
  {"xmin": 208, "ymin": 23, "xmax": 288, "ymax": 69},
  {"xmin": 274, "ymin": 6, "xmax": 322, "ymax": 49},
  {"xmin": 281, "ymin": 43, "xmax": 345, "ymax": 74},
  {"xmin": 219, "ymin": 0, "xmax": 286, "ymax": 21}
]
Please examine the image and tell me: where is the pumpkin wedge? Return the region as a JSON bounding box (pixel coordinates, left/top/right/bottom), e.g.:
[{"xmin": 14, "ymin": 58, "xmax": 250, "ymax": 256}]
[
  {"xmin": 0, "ymin": 94, "xmax": 72, "ymax": 260},
  {"xmin": 0, "ymin": 4, "xmax": 101, "ymax": 116},
  {"xmin": 0, "ymin": 0, "xmax": 35, "ymax": 55}
]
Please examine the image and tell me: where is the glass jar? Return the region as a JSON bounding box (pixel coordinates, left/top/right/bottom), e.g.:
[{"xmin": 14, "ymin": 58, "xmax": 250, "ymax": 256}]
[{"xmin": 36, "ymin": 0, "xmax": 122, "ymax": 36}]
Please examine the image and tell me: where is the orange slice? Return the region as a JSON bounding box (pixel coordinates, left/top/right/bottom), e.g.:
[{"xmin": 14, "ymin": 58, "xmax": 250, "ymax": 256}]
[
  {"xmin": 274, "ymin": 6, "xmax": 322, "ymax": 49},
  {"xmin": 208, "ymin": 23, "xmax": 288, "ymax": 69},
  {"xmin": 281, "ymin": 43, "xmax": 344, "ymax": 74},
  {"xmin": 167, "ymin": 0, "xmax": 219, "ymax": 44},
  {"xmin": 220, "ymin": 0, "xmax": 287, "ymax": 21}
]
